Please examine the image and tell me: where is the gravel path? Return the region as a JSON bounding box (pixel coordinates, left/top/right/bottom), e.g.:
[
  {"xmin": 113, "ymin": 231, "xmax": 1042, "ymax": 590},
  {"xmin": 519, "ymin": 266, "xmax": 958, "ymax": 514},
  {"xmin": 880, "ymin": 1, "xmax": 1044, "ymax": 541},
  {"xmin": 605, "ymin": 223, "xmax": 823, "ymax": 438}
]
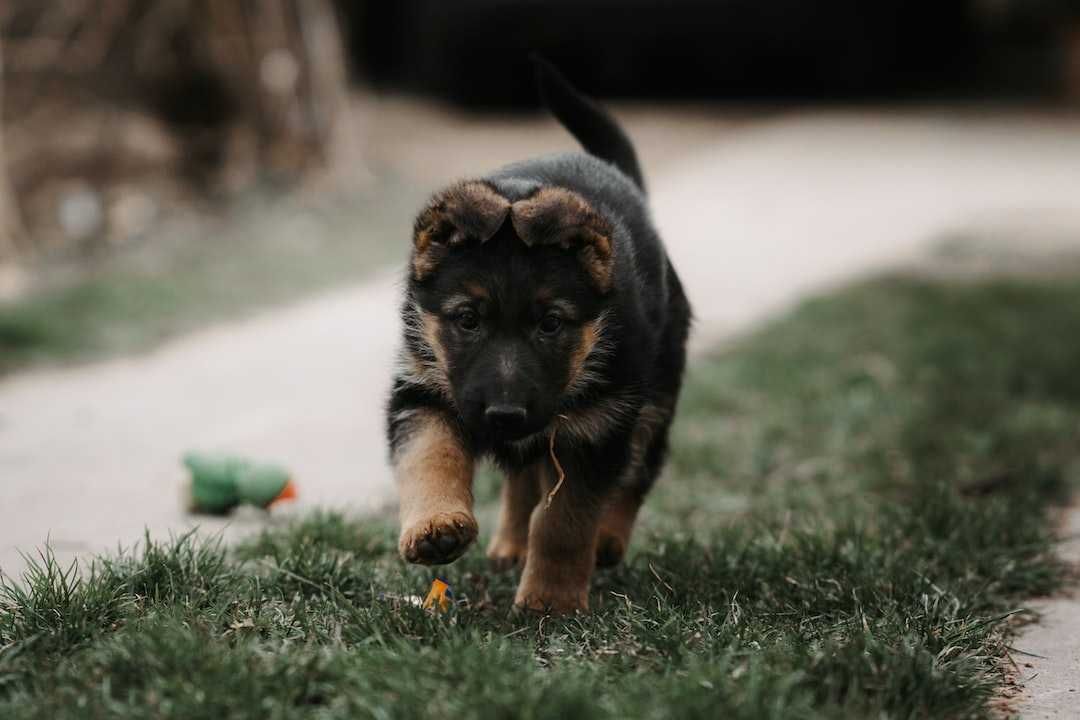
[{"xmin": 2, "ymin": 109, "xmax": 1079, "ymax": 716}]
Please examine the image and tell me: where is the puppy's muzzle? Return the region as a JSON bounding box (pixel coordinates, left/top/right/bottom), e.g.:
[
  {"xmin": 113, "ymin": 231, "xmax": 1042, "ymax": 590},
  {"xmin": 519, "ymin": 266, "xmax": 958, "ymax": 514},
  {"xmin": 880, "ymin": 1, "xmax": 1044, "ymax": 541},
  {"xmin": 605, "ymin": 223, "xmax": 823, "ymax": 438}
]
[{"xmin": 484, "ymin": 403, "xmax": 529, "ymax": 437}]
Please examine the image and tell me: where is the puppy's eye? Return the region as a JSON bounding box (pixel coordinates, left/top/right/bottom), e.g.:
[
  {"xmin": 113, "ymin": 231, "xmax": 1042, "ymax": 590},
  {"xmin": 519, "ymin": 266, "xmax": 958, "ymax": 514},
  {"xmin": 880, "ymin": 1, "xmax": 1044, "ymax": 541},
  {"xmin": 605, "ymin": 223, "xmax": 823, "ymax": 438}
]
[
  {"xmin": 538, "ymin": 314, "xmax": 563, "ymax": 335},
  {"xmin": 456, "ymin": 310, "xmax": 480, "ymax": 332}
]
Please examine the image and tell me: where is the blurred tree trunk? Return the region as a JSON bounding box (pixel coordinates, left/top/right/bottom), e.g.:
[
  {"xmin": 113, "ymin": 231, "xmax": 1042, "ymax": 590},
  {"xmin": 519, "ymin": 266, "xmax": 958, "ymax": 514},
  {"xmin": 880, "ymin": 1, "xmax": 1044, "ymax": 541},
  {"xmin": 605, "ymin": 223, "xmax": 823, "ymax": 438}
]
[
  {"xmin": 200, "ymin": 0, "xmax": 354, "ymax": 185},
  {"xmin": 0, "ymin": 35, "xmax": 24, "ymax": 263}
]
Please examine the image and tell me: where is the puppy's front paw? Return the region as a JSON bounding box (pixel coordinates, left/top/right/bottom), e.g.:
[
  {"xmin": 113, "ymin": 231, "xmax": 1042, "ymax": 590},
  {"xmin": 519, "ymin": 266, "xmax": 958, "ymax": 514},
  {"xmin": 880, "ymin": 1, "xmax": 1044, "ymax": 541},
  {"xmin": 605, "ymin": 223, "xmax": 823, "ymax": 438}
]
[
  {"xmin": 514, "ymin": 581, "xmax": 588, "ymax": 614},
  {"xmin": 399, "ymin": 512, "xmax": 477, "ymax": 565}
]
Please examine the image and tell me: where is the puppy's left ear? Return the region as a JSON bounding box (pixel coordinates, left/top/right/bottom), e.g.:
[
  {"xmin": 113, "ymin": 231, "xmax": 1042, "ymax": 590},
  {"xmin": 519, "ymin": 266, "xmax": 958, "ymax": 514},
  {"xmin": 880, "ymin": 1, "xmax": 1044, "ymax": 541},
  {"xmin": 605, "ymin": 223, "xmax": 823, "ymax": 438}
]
[
  {"xmin": 412, "ymin": 181, "xmax": 510, "ymax": 281},
  {"xmin": 511, "ymin": 188, "xmax": 615, "ymax": 292}
]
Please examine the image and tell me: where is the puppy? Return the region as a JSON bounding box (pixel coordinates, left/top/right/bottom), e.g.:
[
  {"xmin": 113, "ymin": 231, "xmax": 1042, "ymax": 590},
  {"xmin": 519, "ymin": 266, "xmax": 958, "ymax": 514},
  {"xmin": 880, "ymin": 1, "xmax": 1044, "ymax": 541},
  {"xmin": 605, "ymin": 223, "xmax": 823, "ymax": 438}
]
[{"xmin": 387, "ymin": 59, "xmax": 691, "ymax": 613}]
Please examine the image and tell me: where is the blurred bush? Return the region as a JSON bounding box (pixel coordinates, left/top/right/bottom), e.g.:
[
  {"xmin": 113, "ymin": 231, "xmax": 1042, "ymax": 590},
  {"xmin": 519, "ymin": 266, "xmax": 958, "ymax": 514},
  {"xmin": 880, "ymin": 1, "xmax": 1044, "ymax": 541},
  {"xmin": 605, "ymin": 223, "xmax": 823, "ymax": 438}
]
[{"xmin": 0, "ymin": 0, "xmax": 353, "ymax": 264}]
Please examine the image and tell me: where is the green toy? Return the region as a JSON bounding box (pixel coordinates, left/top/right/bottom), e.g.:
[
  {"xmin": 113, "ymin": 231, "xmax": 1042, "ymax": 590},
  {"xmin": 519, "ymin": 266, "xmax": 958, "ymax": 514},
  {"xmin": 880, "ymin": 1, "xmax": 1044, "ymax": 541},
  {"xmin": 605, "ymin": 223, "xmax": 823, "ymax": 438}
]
[{"xmin": 182, "ymin": 452, "xmax": 297, "ymax": 515}]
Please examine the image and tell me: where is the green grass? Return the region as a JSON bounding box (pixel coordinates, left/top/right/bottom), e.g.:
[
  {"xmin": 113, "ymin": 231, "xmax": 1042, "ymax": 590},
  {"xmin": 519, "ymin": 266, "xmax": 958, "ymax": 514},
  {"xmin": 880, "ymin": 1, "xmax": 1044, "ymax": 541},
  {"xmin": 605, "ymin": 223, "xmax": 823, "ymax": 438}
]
[
  {"xmin": 3, "ymin": 274, "xmax": 1080, "ymax": 718},
  {"xmin": 0, "ymin": 181, "xmax": 422, "ymax": 375}
]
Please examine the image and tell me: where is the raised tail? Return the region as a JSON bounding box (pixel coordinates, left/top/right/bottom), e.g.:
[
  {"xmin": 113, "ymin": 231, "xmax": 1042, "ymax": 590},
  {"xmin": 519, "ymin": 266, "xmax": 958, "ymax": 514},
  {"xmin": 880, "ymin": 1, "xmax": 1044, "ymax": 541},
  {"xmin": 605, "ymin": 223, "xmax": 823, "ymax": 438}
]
[{"xmin": 532, "ymin": 55, "xmax": 646, "ymax": 193}]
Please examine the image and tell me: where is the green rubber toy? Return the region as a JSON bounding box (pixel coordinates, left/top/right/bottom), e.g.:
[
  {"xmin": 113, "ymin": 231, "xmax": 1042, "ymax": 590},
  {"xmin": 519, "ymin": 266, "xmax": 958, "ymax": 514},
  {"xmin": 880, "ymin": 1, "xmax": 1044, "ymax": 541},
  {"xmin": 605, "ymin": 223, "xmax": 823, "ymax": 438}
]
[{"xmin": 182, "ymin": 452, "xmax": 297, "ymax": 515}]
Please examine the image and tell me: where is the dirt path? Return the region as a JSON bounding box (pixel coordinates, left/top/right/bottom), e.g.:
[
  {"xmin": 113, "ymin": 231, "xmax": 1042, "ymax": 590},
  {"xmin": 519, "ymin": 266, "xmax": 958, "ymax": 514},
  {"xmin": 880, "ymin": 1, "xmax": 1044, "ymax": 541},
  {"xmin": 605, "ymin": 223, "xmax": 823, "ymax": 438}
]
[
  {"xmin": 0, "ymin": 272, "xmax": 404, "ymax": 571},
  {"xmin": 3, "ymin": 109, "xmax": 1080, "ymax": 715}
]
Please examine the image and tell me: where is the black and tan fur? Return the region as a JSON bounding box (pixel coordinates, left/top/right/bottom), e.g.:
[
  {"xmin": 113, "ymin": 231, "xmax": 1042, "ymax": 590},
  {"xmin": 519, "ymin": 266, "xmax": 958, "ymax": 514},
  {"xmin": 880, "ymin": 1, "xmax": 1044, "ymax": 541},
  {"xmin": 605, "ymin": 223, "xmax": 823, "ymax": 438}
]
[{"xmin": 387, "ymin": 58, "xmax": 691, "ymax": 613}]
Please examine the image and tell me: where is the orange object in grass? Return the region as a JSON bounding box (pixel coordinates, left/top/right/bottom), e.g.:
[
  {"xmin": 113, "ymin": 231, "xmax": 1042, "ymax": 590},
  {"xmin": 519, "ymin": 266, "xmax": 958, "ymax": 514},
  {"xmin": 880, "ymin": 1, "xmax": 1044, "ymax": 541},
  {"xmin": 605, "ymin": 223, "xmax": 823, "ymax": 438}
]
[{"xmin": 422, "ymin": 578, "xmax": 453, "ymax": 613}]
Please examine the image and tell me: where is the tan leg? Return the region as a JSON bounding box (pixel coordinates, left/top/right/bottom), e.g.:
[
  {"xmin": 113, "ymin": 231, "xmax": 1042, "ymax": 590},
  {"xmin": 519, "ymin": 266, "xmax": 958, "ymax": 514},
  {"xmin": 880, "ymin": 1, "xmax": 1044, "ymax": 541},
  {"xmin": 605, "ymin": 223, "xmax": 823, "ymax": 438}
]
[
  {"xmin": 394, "ymin": 409, "xmax": 477, "ymax": 565},
  {"xmin": 515, "ymin": 462, "xmax": 602, "ymax": 614},
  {"xmin": 487, "ymin": 464, "xmax": 542, "ymax": 571},
  {"xmin": 595, "ymin": 487, "xmax": 644, "ymax": 567}
]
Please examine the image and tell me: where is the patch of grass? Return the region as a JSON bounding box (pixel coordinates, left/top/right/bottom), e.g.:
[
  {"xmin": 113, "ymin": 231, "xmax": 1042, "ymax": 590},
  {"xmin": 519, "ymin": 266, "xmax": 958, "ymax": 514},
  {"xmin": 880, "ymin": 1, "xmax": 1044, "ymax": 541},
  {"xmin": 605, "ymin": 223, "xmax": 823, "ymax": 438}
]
[
  {"xmin": 0, "ymin": 180, "xmax": 424, "ymax": 374},
  {"xmin": 3, "ymin": 274, "xmax": 1079, "ymax": 718}
]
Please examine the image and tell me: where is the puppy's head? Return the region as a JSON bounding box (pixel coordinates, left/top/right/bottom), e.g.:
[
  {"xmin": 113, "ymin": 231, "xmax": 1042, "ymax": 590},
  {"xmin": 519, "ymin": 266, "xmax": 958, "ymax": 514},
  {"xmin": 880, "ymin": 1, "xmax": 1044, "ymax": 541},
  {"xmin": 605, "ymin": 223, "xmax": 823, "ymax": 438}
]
[{"xmin": 408, "ymin": 181, "xmax": 615, "ymax": 443}]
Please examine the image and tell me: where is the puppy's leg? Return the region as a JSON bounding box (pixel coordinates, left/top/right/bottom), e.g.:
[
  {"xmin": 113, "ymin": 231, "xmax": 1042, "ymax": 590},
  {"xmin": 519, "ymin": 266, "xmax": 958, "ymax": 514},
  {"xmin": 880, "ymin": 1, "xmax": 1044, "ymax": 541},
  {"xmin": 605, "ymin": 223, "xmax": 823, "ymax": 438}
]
[
  {"xmin": 515, "ymin": 460, "xmax": 603, "ymax": 613},
  {"xmin": 487, "ymin": 464, "xmax": 541, "ymax": 571},
  {"xmin": 595, "ymin": 398, "xmax": 676, "ymax": 567},
  {"xmin": 595, "ymin": 486, "xmax": 644, "ymax": 568},
  {"xmin": 393, "ymin": 408, "xmax": 477, "ymax": 565}
]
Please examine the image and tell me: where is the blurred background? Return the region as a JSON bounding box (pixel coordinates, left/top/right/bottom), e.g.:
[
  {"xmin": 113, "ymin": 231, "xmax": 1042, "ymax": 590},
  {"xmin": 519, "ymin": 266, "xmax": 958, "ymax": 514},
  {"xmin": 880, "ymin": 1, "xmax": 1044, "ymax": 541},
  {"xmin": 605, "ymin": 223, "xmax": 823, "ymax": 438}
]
[
  {"xmin": 2, "ymin": 0, "xmax": 1080, "ymax": 572},
  {"xmin": 2, "ymin": 0, "xmax": 1079, "ymax": 315}
]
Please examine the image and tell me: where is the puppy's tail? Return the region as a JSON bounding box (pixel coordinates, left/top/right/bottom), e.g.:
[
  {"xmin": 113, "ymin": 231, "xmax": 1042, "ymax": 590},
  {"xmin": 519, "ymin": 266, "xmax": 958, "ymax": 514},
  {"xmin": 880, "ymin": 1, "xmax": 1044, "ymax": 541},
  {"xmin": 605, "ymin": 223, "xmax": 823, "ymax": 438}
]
[{"xmin": 532, "ymin": 55, "xmax": 646, "ymax": 193}]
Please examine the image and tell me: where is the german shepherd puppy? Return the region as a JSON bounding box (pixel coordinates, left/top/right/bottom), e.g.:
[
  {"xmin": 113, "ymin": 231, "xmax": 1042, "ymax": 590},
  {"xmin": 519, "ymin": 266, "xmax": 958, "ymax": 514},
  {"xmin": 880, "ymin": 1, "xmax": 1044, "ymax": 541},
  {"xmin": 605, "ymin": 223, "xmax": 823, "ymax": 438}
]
[{"xmin": 387, "ymin": 59, "xmax": 691, "ymax": 613}]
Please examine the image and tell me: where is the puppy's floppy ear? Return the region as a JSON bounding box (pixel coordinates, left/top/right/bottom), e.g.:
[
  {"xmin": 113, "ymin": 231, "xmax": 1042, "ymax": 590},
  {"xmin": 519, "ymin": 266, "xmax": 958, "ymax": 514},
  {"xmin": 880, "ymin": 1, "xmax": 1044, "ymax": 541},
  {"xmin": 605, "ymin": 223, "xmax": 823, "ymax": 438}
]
[
  {"xmin": 412, "ymin": 181, "xmax": 510, "ymax": 281},
  {"xmin": 511, "ymin": 188, "xmax": 615, "ymax": 292}
]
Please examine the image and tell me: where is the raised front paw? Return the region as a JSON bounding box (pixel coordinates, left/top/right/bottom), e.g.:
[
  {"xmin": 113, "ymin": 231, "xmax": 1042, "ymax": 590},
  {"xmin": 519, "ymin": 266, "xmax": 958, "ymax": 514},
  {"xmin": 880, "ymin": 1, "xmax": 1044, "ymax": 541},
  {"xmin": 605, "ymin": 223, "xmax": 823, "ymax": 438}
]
[{"xmin": 399, "ymin": 511, "xmax": 478, "ymax": 565}]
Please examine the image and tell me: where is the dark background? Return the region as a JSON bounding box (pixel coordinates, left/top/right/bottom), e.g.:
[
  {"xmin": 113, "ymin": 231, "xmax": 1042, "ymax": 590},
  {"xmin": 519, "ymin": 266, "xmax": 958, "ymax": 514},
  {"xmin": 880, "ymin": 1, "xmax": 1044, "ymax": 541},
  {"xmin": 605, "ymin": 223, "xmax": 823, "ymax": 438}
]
[{"xmin": 344, "ymin": 0, "xmax": 1079, "ymax": 106}]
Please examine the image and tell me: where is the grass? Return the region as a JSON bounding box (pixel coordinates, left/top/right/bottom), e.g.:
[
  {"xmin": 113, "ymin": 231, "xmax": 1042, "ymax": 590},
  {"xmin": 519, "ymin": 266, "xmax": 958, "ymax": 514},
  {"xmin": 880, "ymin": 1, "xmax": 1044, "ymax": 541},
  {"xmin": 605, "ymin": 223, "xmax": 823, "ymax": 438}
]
[
  {"xmin": 0, "ymin": 180, "xmax": 423, "ymax": 375},
  {"xmin": 3, "ymin": 273, "xmax": 1080, "ymax": 718}
]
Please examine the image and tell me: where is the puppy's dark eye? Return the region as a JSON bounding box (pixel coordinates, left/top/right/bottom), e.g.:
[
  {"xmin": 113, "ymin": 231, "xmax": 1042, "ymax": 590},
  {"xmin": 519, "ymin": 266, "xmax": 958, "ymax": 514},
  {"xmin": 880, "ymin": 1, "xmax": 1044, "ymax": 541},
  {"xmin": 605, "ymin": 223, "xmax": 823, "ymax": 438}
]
[
  {"xmin": 457, "ymin": 310, "xmax": 480, "ymax": 332},
  {"xmin": 538, "ymin": 314, "xmax": 563, "ymax": 335}
]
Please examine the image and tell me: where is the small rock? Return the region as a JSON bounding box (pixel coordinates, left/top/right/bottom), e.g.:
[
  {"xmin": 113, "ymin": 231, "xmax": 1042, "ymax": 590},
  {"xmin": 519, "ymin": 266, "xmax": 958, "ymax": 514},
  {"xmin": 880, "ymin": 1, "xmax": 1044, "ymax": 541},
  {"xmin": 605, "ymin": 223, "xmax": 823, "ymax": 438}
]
[{"xmin": 57, "ymin": 183, "xmax": 104, "ymax": 241}]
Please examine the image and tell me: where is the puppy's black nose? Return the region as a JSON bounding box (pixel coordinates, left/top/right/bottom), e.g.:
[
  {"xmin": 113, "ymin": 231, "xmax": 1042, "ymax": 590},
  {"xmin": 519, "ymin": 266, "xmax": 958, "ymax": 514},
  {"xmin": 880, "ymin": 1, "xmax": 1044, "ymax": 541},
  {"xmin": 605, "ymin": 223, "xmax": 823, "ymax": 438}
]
[{"xmin": 484, "ymin": 404, "xmax": 528, "ymax": 432}]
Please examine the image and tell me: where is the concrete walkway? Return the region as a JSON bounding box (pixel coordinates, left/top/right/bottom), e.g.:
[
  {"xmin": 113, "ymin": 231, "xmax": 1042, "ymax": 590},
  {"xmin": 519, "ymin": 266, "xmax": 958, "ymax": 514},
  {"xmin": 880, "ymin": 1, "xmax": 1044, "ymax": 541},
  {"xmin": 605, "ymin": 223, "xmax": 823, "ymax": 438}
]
[
  {"xmin": 1012, "ymin": 508, "xmax": 1080, "ymax": 719},
  {"xmin": 2, "ymin": 109, "xmax": 1079, "ymax": 714}
]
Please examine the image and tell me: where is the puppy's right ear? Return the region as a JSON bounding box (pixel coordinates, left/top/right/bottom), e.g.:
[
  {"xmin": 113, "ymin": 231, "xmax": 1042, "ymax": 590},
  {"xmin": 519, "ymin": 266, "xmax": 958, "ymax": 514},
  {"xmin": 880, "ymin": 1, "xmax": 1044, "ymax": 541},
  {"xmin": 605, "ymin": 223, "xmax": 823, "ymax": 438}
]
[{"xmin": 412, "ymin": 182, "xmax": 510, "ymax": 281}]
